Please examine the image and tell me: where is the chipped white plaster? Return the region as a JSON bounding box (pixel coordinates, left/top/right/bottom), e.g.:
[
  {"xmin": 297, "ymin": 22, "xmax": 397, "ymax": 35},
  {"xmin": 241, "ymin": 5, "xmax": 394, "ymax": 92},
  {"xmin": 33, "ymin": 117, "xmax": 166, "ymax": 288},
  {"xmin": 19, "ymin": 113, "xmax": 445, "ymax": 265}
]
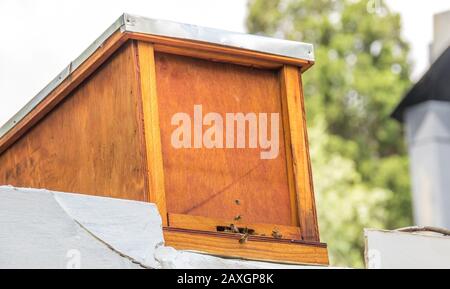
[
  {"xmin": 54, "ymin": 192, "xmax": 164, "ymax": 268},
  {"xmin": 0, "ymin": 186, "xmax": 141, "ymax": 269},
  {"xmin": 0, "ymin": 186, "xmax": 329, "ymax": 269}
]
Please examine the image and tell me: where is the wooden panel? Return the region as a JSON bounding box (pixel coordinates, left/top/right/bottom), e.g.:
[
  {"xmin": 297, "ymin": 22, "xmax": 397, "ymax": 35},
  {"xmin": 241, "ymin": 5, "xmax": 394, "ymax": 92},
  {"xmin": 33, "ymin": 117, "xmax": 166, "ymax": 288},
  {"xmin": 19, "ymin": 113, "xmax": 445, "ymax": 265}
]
[
  {"xmin": 164, "ymin": 228, "xmax": 329, "ymax": 265},
  {"xmin": 154, "ymin": 52, "xmax": 293, "ymax": 226},
  {"xmin": 168, "ymin": 213, "xmax": 302, "ymax": 240},
  {"xmin": 280, "ymin": 66, "xmax": 320, "ymax": 241},
  {"xmin": 0, "ymin": 42, "xmax": 147, "ymax": 201},
  {"xmin": 134, "ymin": 41, "xmax": 168, "ymax": 225}
]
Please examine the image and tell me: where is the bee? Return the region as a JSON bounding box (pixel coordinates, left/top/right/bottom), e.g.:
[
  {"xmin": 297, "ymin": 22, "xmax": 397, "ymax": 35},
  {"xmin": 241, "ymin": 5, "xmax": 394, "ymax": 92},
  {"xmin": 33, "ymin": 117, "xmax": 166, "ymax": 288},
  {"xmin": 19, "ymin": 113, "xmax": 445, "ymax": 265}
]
[
  {"xmin": 239, "ymin": 233, "xmax": 249, "ymax": 244},
  {"xmin": 230, "ymin": 224, "xmax": 240, "ymax": 233},
  {"xmin": 234, "ymin": 214, "xmax": 242, "ymax": 221},
  {"xmin": 235, "ymin": 199, "xmax": 241, "ymax": 205},
  {"xmin": 272, "ymin": 228, "xmax": 283, "ymax": 239}
]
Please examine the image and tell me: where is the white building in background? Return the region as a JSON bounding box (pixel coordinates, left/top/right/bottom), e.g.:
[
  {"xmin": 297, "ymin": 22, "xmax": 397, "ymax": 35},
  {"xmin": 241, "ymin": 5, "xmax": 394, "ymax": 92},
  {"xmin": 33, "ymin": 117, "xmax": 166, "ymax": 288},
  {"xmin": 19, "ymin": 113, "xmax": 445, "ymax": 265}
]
[{"xmin": 392, "ymin": 11, "xmax": 450, "ymax": 228}]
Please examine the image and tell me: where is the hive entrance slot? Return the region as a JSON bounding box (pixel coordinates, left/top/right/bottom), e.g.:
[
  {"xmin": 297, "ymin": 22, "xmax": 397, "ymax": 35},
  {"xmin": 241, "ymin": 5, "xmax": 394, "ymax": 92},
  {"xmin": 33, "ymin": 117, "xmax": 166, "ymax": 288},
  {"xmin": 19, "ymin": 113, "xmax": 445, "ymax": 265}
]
[{"xmin": 216, "ymin": 225, "xmax": 255, "ymax": 235}]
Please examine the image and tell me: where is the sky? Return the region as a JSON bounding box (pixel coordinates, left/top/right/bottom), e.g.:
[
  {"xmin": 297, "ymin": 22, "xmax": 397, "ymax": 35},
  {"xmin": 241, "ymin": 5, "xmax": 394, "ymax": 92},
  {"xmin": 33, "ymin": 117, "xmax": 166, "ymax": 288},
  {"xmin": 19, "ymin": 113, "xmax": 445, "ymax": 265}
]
[
  {"xmin": 386, "ymin": 0, "xmax": 450, "ymax": 78},
  {"xmin": 1, "ymin": 0, "xmax": 450, "ymax": 127}
]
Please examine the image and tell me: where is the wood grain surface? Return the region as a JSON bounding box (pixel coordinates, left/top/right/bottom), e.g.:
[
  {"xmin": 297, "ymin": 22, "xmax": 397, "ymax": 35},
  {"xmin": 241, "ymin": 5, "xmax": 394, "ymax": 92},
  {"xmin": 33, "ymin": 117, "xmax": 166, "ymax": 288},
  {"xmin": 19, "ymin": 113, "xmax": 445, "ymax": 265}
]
[
  {"xmin": 280, "ymin": 66, "xmax": 320, "ymax": 241},
  {"xmin": 154, "ymin": 52, "xmax": 294, "ymax": 226}
]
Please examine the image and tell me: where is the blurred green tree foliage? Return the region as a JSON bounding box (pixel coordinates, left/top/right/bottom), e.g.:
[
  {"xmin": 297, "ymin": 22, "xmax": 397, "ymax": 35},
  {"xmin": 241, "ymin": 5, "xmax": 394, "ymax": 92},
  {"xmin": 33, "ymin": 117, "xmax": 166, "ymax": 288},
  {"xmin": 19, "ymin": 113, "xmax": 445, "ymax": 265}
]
[{"xmin": 247, "ymin": 0, "xmax": 412, "ymax": 267}]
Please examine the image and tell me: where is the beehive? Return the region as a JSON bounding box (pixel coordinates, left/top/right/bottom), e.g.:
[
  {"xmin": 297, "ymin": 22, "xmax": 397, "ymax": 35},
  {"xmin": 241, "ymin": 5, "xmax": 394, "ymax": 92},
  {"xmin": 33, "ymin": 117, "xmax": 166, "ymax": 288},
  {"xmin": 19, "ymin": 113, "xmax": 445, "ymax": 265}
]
[{"xmin": 0, "ymin": 14, "xmax": 328, "ymax": 265}]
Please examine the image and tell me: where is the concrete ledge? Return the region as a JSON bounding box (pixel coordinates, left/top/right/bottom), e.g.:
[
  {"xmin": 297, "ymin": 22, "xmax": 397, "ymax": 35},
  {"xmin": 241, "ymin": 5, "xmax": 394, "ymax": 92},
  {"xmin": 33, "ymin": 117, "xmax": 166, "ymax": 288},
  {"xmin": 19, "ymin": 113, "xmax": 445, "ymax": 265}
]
[{"xmin": 0, "ymin": 186, "xmax": 330, "ymax": 269}]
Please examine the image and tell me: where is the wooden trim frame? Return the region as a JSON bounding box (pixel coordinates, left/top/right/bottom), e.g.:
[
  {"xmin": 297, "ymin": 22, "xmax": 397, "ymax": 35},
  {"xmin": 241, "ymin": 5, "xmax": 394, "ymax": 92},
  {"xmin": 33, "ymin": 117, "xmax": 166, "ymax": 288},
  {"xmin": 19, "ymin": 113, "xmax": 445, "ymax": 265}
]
[
  {"xmin": 130, "ymin": 40, "xmax": 324, "ymax": 264},
  {"xmin": 134, "ymin": 41, "xmax": 168, "ymax": 226},
  {"xmin": 140, "ymin": 47, "xmax": 325, "ymax": 263},
  {"xmin": 280, "ymin": 65, "xmax": 320, "ymax": 242},
  {"xmin": 128, "ymin": 32, "xmax": 314, "ymax": 72},
  {"xmin": 164, "ymin": 227, "xmax": 328, "ymax": 265},
  {"xmin": 153, "ymin": 44, "xmax": 283, "ymax": 69}
]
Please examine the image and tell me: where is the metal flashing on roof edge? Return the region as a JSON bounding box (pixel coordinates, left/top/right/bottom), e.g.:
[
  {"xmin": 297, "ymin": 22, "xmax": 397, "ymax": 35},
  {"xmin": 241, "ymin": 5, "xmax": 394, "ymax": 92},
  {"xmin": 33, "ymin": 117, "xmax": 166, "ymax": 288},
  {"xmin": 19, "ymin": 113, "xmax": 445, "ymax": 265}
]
[
  {"xmin": 0, "ymin": 13, "xmax": 315, "ymax": 139},
  {"xmin": 122, "ymin": 14, "xmax": 315, "ymax": 61}
]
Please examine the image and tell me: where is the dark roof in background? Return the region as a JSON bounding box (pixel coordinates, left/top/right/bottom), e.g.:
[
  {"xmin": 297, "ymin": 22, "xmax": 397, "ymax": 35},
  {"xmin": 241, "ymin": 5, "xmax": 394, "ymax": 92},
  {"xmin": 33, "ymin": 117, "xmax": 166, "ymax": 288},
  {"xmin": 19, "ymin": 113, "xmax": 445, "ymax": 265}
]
[{"xmin": 392, "ymin": 46, "xmax": 450, "ymax": 122}]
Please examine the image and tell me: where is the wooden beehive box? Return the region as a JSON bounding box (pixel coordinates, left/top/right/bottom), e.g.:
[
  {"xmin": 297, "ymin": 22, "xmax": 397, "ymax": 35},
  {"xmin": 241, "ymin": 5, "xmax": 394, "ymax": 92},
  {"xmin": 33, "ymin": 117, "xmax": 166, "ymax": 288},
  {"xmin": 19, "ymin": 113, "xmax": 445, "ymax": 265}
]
[{"xmin": 0, "ymin": 14, "xmax": 328, "ymax": 265}]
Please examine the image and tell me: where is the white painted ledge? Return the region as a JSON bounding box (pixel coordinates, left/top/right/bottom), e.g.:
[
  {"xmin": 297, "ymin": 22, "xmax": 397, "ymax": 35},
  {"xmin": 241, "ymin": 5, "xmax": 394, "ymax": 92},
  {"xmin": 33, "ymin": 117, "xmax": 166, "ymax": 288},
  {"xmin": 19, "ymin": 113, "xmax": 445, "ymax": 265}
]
[
  {"xmin": 365, "ymin": 228, "xmax": 450, "ymax": 269},
  {"xmin": 0, "ymin": 186, "xmax": 328, "ymax": 269}
]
